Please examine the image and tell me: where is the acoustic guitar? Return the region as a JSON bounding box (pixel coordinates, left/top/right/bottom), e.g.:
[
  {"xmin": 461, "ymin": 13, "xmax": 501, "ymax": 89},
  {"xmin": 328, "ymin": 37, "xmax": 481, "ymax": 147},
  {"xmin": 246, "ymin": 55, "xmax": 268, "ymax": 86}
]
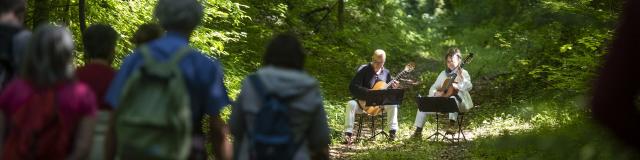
[
  {"xmin": 358, "ymin": 62, "xmax": 416, "ymax": 115},
  {"xmin": 435, "ymin": 53, "xmax": 473, "ymax": 97}
]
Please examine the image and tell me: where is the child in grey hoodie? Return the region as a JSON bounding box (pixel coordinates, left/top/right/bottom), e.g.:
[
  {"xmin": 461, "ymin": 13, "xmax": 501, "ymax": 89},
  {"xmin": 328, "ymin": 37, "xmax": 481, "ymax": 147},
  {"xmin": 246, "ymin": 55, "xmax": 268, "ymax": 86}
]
[{"xmin": 230, "ymin": 33, "xmax": 330, "ymax": 160}]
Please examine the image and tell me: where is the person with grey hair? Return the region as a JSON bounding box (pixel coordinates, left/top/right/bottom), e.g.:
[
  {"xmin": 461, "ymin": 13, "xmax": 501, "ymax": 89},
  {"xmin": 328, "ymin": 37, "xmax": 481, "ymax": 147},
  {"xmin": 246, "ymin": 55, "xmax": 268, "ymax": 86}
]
[
  {"xmin": 152, "ymin": 0, "xmax": 203, "ymax": 38},
  {"xmin": 343, "ymin": 49, "xmax": 400, "ymax": 144},
  {"xmin": 0, "ymin": 24, "xmax": 98, "ymax": 160},
  {"xmin": 105, "ymin": 0, "xmax": 232, "ymax": 159}
]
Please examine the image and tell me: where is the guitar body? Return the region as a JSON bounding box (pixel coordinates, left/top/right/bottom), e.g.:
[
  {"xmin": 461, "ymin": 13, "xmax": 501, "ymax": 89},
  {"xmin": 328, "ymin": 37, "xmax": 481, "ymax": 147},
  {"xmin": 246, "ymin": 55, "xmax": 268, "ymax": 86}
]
[
  {"xmin": 372, "ymin": 80, "xmax": 388, "ymax": 90},
  {"xmin": 444, "ymin": 86, "xmax": 459, "ymax": 97},
  {"xmin": 435, "ymin": 53, "xmax": 473, "ymax": 98},
  {"xmin": 358, "ymin": 81, "xmax": 388, "ymax": 115},
  {"xmin": 436, "ymin": 78, "xmax": 459, "ymax": 98}
]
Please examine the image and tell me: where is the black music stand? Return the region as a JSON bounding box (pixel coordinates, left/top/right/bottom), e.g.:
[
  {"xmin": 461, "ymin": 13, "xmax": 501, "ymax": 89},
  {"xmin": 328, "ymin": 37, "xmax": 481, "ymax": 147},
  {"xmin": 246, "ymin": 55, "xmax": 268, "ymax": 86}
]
[
  {"xmin": 358, "ymin": 89, "xmax": 404, "ymax": 141},
  {"xmin": 365, "ymin": 89, "xmax": 405, "ymax": 106},
  {"xmin": 416, "ymin": 96, "xmax": 459, "ymax": 142}
]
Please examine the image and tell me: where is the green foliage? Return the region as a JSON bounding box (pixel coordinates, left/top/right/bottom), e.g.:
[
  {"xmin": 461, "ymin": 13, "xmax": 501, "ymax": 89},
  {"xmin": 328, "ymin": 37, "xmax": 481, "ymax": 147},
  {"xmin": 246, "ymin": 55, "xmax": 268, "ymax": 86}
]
[
  {"xmin": 451, "ymin": 0, "xmax": 621, "ymax": 94},
  {"xmin": 22, "ymin": 0, "xmax": 628, "ymax": 159},
  {"xmin": 470, "ymin": 115, "xmax": 640, "ymax": 160}
]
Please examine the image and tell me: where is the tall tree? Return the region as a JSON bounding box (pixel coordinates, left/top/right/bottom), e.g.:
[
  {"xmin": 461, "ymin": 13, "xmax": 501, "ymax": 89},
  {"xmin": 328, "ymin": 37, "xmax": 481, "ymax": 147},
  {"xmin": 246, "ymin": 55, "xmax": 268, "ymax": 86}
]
[
  {"xmin": 338, "ymin": 0, "xmax": 344, "ymax": 28},
  {"xmin": 62, "ymin": 0, "xmax": 71, "ymax": 24},
  {"xmin": 32, "ymin": 0, "xmax": 50, "ymax": 29},
  {"xmin": 78, "ymin": 0, "xmax": 86, "ymax": 34}
]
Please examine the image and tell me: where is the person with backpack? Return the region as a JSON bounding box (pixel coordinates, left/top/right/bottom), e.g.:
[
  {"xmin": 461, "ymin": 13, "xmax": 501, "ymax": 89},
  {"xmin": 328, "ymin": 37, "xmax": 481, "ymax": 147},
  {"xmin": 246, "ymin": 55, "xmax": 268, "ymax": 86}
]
[
  {"xmin": 0, "ymin": 0, "xmax": 31, "ymax": 91},
  {"xmin": 0, "ymin": 24, "xmax": 98, "ymax": 160},
  {"xmin": 104, "ymin": 0, "xmax": 232, "ymax": 159},
  {"xmin": 75, "ymin": 24, "xmax": 119, "ymax": 160},
  {"xmin": 230, "ymin": 33, "xmax": 330, "ymax": 160}
]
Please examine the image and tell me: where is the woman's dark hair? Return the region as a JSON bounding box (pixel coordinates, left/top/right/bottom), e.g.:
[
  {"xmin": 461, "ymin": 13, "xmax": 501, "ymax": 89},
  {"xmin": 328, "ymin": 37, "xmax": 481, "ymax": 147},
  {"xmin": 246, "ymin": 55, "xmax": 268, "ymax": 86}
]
[
  {"xmin": 83, "ymin": 24, "xmax": 119, "ymax": 62},
  {"xmin": 263, "ymin": 33, "xmax": 306, "ymax": 70},
  {"xmin": 21, "ymin": 24, "xmax": 75, "ymax": 88},
  {"xmin": 0, "ymin": 0, "xmax": 25, "ymax": 15},
  {"xmin": 132, "ymin": 23, "xmax": 164, "ymax": 46},
  {"xmin": 445, "ymin": 47, "xmax": 461, "ymax": 62}
]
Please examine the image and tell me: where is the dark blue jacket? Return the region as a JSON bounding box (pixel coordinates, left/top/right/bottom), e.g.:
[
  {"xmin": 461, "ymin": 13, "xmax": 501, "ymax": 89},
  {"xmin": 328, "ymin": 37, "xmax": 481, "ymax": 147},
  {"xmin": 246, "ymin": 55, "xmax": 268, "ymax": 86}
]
[{"xmin": 349, "ymin": 63, "xmax": 391, "ymax": 100}]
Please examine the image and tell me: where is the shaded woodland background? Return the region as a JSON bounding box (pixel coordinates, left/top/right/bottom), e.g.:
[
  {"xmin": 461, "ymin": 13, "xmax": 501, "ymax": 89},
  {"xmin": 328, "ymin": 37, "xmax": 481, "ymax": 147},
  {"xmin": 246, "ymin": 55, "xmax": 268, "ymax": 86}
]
[{"xmin": 22, "ymin": 0, "xmax": 634, "ymax": 159}]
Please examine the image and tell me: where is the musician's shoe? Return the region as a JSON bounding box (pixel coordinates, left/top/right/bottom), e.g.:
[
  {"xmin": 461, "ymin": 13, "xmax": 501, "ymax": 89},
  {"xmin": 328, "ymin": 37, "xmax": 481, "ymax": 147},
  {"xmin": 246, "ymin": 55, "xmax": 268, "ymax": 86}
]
[
  {"xmin": 411, "ymin": 127, "xmax": 423, "ymax": 139},
  {"xmin": 388, "ymin": 130, "xmax": 397, "ymax": 141},
  {"xmin": 342, "ymin": 132, "xmax": 354, "ymax": 145}
]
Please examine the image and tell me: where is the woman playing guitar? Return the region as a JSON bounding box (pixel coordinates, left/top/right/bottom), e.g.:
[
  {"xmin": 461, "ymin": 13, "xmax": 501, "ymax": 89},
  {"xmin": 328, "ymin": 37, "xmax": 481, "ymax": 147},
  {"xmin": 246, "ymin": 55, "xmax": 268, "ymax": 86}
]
[{"xmin": 411, "ymin": 48, "xmax": 474, "ymax": 138}]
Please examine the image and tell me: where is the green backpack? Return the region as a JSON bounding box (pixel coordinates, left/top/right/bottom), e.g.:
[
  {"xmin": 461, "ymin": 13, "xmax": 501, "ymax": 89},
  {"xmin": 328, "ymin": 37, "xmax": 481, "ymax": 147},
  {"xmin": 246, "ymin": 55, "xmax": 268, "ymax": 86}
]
[{"xmin": 115, "ymin": 46, "xmax": 192, "ymax": 159}]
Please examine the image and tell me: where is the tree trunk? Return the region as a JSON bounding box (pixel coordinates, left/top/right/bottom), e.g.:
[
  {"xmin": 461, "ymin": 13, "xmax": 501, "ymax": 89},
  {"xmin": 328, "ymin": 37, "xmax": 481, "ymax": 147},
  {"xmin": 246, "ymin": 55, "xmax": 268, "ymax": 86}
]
[
  {"xmin": 79, "ymin": 0, "xmax": 86, "ymax": 33},
  {"xmin": 338, "ymin": 0, "xmax": 344, "ymax": 29},
  {"xmin": 63, "ymin": 0, "xmax": 71, "ymax": 25},
  {"xmin": 444, "ymin": 0, "xmax": 454, "ymax": 13},
  {"xmin": 32, "ymin": 0, "xmax": 51, "ymax": 29}
]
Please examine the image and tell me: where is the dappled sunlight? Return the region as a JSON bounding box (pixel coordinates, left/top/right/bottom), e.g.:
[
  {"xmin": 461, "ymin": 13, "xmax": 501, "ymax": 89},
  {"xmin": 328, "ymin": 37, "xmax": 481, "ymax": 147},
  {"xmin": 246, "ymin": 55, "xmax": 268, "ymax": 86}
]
[
  {"xmin": 330, "ymin": 135, "xmax": 449, "ymax": 160},
  {"xmin": 330, "ymin": 82, "xmax": 607, "ymax": 159},
  {"xmin": 13, "ymin": 0, "xmax": 628, "ymax": 159},
  {"xmin": 471, "ymin": 114, "xmax": 533, "ymax": 138}
]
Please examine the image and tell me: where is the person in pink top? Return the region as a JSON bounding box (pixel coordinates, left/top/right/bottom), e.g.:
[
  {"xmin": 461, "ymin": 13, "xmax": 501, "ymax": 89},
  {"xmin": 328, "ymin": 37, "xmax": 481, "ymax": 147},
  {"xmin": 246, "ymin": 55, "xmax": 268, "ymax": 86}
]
[
  {"xmin": 76, "ymin": 24, "xmax": 118, "ymax": 111},
  {"xmin": 75, "ymin": 24, "xmax": 119, "ymax": 160},
  {"xmin": 0, "ymin": 24, "xmax": 98, "ymax": 160}
]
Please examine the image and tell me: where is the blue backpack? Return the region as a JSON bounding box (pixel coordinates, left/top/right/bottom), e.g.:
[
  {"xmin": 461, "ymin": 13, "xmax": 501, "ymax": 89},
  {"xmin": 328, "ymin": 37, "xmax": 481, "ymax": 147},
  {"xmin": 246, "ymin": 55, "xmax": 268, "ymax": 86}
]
[{"xmin": 248, "ymin": 74, "xmax": 302, "ymax": 160}]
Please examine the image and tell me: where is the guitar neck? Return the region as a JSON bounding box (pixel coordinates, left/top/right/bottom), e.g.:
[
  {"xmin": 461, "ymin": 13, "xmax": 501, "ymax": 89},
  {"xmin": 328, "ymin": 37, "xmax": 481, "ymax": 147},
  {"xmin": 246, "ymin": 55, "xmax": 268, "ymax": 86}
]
[{"xmin": 385, "ymin": 70, "xmax": 406, "ymax": 87}]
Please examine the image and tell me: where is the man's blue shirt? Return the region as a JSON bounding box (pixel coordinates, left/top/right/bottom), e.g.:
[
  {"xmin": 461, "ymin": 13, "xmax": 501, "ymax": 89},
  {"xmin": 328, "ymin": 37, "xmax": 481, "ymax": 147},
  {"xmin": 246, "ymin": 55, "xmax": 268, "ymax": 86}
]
[{"xmin": 105, "ymin": 32, "xmax": 231, "ymax": 134}]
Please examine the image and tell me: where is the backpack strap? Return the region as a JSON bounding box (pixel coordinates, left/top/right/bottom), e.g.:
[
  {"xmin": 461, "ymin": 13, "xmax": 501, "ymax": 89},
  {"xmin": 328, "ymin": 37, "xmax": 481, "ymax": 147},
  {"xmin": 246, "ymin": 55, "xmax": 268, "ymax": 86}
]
[
  {"xmin": 249, "ymin": 74, "xmax": 267, "ymax": 97},
  {"xmin": 246, "ymin": 74, "xmax": 263, "ymax": 152},
  {"xmin": 245, "ymin": 74, "xmax": 266, "ymax": 140},
  {"xmin": 139, "ymin": 45, "xmax": 157, "ymax": 65},
  {"xmin": 139, "ymin": 45, "xmax": 191, "ymax": 65},
  {"xmin": 169, "ymin": 47, "xmax": 191, "ymax": 65},
  {"xmin": 34, "ymin": 90, "xmax": 61, "ymax": 138}
]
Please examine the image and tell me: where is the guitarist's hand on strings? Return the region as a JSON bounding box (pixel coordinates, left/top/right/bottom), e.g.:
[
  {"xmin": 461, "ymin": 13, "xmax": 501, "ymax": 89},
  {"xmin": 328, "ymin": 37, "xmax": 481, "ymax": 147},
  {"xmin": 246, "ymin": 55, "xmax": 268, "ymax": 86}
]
[
  {"xmin": 389, "ymin": 80, "xmax": 400, "ymax": 89},
  {"xmin": 451, "ymin": 82, "xmax": 460, "ymax": 90}
]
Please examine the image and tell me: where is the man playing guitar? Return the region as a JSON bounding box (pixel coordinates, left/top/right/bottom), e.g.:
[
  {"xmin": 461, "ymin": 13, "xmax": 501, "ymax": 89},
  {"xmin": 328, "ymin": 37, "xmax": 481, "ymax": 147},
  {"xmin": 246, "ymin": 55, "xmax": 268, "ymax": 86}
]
[
  {"xmin": 344, "ymin": 49, "xmax": 400, "ymax": 143},
  {"xmin": 412, "ymin": 48, "xmax": 474, "ymax": 138}
]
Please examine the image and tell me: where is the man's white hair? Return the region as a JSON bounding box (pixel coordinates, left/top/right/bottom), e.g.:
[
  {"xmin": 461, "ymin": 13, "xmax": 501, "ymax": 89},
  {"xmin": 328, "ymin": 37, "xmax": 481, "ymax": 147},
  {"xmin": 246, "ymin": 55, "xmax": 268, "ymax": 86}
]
[{"xmin": 372, "ymin": 49, "xmax": 386, "ymax": 61}]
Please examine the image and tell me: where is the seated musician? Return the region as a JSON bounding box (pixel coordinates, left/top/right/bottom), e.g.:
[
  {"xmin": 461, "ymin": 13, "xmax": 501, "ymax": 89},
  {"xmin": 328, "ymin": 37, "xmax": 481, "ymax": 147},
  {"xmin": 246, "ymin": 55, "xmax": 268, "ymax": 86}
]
[
  {"xmin": 344, "ymin": 49, "xmax": 400, "ymax": 142},
  {"xmin": 412, "ymin": 48, "xmax": 474, "ymax": 138}
]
